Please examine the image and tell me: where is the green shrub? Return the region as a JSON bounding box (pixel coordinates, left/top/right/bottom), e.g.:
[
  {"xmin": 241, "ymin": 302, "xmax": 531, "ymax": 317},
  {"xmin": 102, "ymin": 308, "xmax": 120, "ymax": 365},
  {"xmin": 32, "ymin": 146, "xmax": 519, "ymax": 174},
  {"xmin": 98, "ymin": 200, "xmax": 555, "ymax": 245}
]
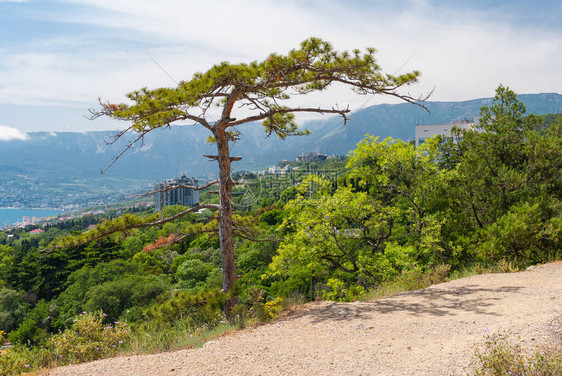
[
  {"xmin": 0, "ymin": 287, "xmax": 29, "ymax": 333},
  {"xmin": 83, "ymin": 275, "xmax": 169, "ymax": 322},
  {"xmin": 478, "ymin": 202, "xmax": 561, "ymax": 265},
  {"xmin": 263, "ymin": 297, "xmax": 284, "ymax": 321},
  {"xmin": 471, "ymin": 334, "xmax": 562, "ymax": 375},
  {"xmin": 322, "ymin": 278, "xmax": 365, "ymax": 302},
  {"xmin": 258, "ymin": 209, "xmax": 284, "ymax": 226},
  {"xmin": 8, "ymin": 318, "xmax": 45, "ymax": 347},
  {"xmin": 268, "ymin": 271, "xmax": 311, "ymax": 299},
  {"xmin": 48, "ymin": 311, "xmax": 129, "ymax": 365},
  {"xmin": 0, "ymin": 345, "xmax": 51, "ymax": 376},
  {"xmin": 242, "ymin": 286, "xmax": 266, "ymax": 320},
  {"xmin": 489, "ymin": 259, "xmax": 519, "ymax": 274},
  {"xmin": 229, "ymin": 286, "xmax": 274, "ymax": 327},
  {"xmin": 0, "ymin": 348, "xmax": 28, "ymax": 376},
  {"xmin": 175, "ymin": 259, "xmax": 216, "ymax": 289},
  {"xmin": 143, "ymin": 289, "xmax": 225, "ymax": 328},
  {"xmin": 395, "ymin": 264, "xmax": 451, "ymax": 291},
  {"xmin": 132, "ymin": 250, "xmax": 166, "ymax": 275}
]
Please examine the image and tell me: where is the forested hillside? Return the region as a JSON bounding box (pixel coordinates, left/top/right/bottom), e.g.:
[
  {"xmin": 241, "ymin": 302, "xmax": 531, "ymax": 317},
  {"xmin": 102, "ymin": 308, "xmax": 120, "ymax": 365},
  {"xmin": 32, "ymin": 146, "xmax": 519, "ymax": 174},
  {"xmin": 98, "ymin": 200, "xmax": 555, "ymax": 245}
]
[
  {"xmin": 0, "ymin": 87, "xmax": 561, "ymax": 375},
  {"xmin": 0, "ymin": 93, "xmax": 560, "ymax": 209}
]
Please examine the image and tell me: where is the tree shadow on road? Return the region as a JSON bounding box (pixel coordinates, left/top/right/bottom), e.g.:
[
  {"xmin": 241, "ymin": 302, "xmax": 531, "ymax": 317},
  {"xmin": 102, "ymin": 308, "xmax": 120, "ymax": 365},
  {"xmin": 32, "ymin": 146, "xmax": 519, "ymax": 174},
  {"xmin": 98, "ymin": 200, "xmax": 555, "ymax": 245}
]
[{"xmin": 288, "ymin": 284, "xmax": 523, "ymax": 324}]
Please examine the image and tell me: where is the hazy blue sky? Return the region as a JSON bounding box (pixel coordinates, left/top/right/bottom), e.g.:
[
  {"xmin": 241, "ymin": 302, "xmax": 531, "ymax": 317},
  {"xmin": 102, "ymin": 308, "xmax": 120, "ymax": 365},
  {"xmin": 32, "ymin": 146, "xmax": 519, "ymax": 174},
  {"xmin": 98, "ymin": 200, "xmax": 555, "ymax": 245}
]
[{"xmin": 0, "ymin": 0, "xmax": 560, "ymax": 138}]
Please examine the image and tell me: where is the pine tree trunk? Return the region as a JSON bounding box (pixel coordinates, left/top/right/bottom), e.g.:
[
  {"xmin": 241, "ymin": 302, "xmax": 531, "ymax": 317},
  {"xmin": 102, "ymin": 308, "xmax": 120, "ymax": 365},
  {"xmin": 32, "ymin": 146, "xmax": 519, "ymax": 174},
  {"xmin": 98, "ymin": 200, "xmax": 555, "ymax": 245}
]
[{"xmin": 214, "ymin": 128, "xmax": 238, "ymax": 295}]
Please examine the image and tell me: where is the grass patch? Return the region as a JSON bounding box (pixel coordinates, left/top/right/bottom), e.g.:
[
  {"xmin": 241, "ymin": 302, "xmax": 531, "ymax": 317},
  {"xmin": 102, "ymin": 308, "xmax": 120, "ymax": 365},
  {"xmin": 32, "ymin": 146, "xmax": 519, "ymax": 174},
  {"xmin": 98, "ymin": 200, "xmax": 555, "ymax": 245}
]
[
  {"xmin": 125, "ymin": 321, "xmax": 236, "ymax": 355},
  {"xmin": 470, "ymin": 334, "xmax": 562, "ymax": 375},
  {"xmin": 362, "ymin": 260, "xmax": 526, "ymax": 302},
  {"xmin": 362, "ymin": 263, "xmax": 452, "ymax": 301}
]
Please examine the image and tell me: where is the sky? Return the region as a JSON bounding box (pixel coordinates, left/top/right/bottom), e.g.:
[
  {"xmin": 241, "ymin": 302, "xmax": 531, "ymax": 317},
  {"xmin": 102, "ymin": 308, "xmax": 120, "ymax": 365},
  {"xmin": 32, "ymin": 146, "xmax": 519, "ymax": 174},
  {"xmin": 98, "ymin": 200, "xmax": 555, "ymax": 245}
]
[{"xmin": 0, "ymin": 0, "xmax": 560, "ymax": 138}]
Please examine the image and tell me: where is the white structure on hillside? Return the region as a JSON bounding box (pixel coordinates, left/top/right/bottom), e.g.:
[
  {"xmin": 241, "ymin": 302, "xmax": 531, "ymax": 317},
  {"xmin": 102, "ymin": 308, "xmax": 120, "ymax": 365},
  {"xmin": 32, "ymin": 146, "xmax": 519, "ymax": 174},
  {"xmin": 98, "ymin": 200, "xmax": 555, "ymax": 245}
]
[
  {"xmin": 268, "ymin": 164, "xmax": 293, "ymax": 175},
  {"xmin": 415, "ymin": 120, "xmax": 476, "ymax": 147}
]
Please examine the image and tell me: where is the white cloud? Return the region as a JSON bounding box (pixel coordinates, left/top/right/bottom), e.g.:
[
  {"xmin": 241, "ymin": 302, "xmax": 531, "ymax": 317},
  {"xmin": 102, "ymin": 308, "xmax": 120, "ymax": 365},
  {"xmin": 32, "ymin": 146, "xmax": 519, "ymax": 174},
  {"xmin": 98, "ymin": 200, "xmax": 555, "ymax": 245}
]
[
  {"xmin": 0, "ymin": 0, "xmax": 560, "ymax": 131},
  {"xmin": 0, "ymin": 125, "xmax": 28, "ymax": 141},
  {"xmin": 43, "ymin": 2, "xmax": 562, "ymax": 97}
]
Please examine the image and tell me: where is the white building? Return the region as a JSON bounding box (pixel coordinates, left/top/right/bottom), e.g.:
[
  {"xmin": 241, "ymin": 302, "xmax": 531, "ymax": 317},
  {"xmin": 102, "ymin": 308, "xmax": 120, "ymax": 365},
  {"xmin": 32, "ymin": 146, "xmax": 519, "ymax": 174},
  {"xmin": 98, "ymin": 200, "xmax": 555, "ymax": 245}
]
[
  {"xmin": 415, "ymin": 120, "xmax": 476, "ymax": 147},
  {"xmin": 267, "ymin": 164, "xmax": 293, "ymax": 175}
]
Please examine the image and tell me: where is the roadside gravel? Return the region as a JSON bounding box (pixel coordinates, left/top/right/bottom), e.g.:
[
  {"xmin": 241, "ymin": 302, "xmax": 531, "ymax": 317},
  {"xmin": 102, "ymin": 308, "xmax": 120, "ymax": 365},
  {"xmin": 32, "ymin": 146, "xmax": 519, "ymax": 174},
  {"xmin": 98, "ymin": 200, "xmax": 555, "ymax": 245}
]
[{"xmin": 43, "ymin": 262, "xmax": 562, "ymax": 376}]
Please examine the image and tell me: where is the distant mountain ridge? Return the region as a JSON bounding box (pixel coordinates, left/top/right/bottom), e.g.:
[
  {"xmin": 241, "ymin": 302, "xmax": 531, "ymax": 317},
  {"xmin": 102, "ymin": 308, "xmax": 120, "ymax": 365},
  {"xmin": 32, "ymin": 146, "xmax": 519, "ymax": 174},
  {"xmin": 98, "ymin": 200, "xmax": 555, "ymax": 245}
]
[
  {"xmin": 292, "ymin": 92, "xmax": 562, "ymax": 156},
  {"xmin": 0, "ymin": 93, "xmax": 560, "ymax": 207}
]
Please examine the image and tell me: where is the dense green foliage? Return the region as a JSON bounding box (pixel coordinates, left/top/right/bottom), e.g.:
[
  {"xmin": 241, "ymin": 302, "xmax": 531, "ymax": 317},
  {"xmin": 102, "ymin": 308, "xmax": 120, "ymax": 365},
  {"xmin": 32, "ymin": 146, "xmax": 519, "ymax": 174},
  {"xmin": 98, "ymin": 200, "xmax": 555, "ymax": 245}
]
[
  {"xmin": 267, "ymin": 86, "xmax": 560, "ymax": 297},
  {"xmin": 0, "ymin": 86, "xmax": 560, "ymax": 374}
]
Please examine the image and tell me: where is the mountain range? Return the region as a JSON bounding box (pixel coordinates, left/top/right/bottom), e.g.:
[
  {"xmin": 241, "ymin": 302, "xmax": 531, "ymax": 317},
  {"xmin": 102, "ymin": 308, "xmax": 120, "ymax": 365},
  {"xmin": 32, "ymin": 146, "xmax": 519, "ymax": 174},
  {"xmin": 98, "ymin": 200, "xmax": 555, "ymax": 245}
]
[{"xmin": 0, "ymin": 93, "xmax": 560, "ymax": 207}]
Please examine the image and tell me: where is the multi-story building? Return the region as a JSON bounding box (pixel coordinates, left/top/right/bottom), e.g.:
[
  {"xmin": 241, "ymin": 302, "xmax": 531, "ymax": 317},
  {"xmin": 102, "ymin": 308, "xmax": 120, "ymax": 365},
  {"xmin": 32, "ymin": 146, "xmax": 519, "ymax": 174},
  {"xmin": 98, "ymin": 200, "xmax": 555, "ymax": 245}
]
[
  {"xmin": 154, "ymin": 174, "xmax": 199, "ymax": 212},
  {"xmin": 415, "ymin": 120, "xmax": 476, "ymax": 147}
]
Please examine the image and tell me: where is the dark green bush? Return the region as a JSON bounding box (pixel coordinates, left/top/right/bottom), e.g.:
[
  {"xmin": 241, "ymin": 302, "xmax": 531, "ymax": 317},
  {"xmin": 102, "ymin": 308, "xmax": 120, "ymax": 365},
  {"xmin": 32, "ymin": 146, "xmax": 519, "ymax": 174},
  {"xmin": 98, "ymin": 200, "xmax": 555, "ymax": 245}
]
[{"xmin": 8, "ymin": 318, "xmax": 44, "ymax": 347}]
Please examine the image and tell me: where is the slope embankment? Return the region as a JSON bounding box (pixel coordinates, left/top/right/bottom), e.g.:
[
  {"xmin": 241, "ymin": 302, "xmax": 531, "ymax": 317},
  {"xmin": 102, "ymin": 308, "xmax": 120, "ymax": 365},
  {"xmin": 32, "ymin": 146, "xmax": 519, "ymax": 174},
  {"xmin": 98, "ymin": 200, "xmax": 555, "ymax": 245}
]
[{"xmin": 43, "ymin": 262, "xmax": 562, "ymax": 376}]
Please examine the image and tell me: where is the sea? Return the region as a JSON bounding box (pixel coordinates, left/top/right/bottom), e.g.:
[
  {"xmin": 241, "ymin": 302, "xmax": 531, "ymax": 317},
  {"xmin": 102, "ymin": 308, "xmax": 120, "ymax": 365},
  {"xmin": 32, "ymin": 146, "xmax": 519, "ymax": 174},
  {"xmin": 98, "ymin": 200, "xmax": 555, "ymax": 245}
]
[{"xmin": 0, "ymin": 208, "xmax": 63, "ymax": 227}]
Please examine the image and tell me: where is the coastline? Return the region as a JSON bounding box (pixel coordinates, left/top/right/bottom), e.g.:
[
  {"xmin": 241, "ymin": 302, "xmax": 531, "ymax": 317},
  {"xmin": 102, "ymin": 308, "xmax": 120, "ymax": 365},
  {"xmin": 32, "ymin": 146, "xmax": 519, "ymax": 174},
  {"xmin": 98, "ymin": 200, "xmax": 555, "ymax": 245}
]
[
  {"xmin": 0, "ymin": 208, "xmax": 64, "ymax": 227},
  {"xmin": 0, "ymin": 207, "xmax": 62, "ymax": 211}
]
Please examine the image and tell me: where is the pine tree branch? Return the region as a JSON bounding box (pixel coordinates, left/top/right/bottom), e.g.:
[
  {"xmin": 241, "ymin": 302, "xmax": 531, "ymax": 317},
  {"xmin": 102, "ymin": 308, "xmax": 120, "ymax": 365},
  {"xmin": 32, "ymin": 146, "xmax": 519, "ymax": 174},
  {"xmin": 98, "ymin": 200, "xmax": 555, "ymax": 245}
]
[{"xmin": 41, "ymin": 204, "xmax": 220, "ymax": 255}]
